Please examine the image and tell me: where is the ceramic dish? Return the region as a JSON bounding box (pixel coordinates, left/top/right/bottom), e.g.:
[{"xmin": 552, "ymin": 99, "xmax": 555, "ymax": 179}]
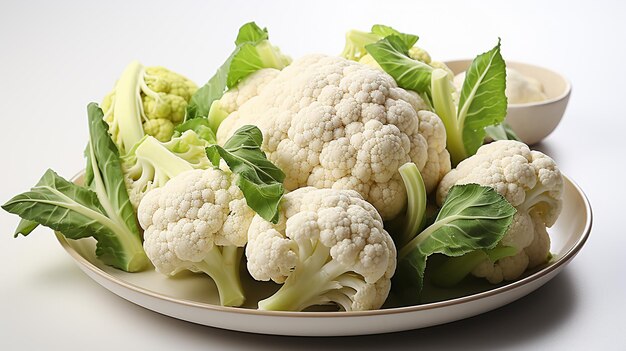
[
  {"xmin": 55, "ymin": 176, "xmax": 591, "ymax": 336},
  {"xmin": 444, "ymin": 60, "xmax": 571, "ymax": 145}
]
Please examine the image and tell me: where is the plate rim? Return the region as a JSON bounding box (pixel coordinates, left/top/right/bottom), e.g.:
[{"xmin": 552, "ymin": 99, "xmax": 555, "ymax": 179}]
[{"xmin": 55, "ymin": 175, "xmax": 592, "ymax": 319}]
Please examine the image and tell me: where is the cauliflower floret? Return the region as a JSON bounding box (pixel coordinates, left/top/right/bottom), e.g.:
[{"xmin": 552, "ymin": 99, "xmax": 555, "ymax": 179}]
[
  {"xmin": 138, "ymin": 168, "xmax": 254, "ymax": 306},
  {"xmin": 142, "ymin": 118, "xmax": 175, "ymax": 142},
  {"xmin": 217, "ymin": 68, "xmax": 281, "ymax": 115},
  {"xmin": 436, "ymin": 140, "xmax": 563, "ymax": 283},
  {"xmin": 246, "ymin": 187, "xmax": 396, "ymax": 311},
  {"xmin": 218, "ymin": 54, "xmax": 450, "ymax": 220},
  {"xmin": 102, "ymin": 62, "xmax": 198, "ymax": 151}
]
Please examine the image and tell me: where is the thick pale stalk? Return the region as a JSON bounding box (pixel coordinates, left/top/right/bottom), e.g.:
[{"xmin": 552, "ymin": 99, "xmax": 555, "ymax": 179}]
[
  {"xmin": 398, "ymin": 163, "xmax": 427, "ymax": 247},
  {"xmin": 196, "ymin": 245, "xmax": 245, "ymax": 307},
  {"xmin": 134, "ymin": 136, "xmax": 194, "ymax": 181},
  {"xmin": 258, "ymin": 243, "xmax": 341, "ymax": 311},
  {"xmin": 114, "ymin": 60, "xmax": 146, "ymax": 153},
  {"xmin": 431, "ymin": 68, "xmax": 467, "ymax": 166}
]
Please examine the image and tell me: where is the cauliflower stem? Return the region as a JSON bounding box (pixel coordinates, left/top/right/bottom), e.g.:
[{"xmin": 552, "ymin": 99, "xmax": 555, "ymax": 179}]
[
  {"xmin": 193, "ymin": 245, "xmax": 245, "ymax": 307},
  {"xmin": 340, "ymin": 29, "xmax": 383, "ymax": 61},
  {"xmin": 431, "ymin": 69, "xmax": 468, "ymax": 165},
  {"xmin": 105, "ymin": 61, "xmax": 146, "ymax": 153},
  {"xmin": 258, "ymin": 240, "xmax": 364, "ymax": 311},
  {"xmin": 396, "ymin": 163, "xmax": 427, "ymax": 247}
]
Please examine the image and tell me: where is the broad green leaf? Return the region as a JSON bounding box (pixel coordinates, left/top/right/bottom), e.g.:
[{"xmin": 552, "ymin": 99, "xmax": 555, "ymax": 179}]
[
  {"xmin": 86, "ymin": 103, "xmax": 141, "ymax": 239},
  {"xmin": 186, "ymin": 52, "xmax": 234, "ymax": 120},
  {"xmin": 187, "ymin": 22, "xmax": 264, "ymax": 120},
  {"xmin": 2, "ymin": 169, "xmax": 145, "ymax": 271},
  {"xmin": 371, "ymin": 24, "xmax": 418, "ymax": 50},
  {"xmin": 227, "ymin": 41, "xmax": 290, "ymax": 89},
  {"xmin": 458, "ymin": 39, "xmax": 508, "ymax": 156},
  {"xmin": 206, "ymin": 125, "xmax": 285, "ymax": 223},
  {"xmin": 84, "ymin": 142, "xmax": 95, "ymax": 189},
  {"xmin": 3, "ymin": 169, "xmax": 109, "ymax": 239},
  {"xmin": 2, "ymin": 104, "xmax": 147, "ymax": 272},
  {"xmin": 14, "ymin": 218, "xmax": 39, "ymax": 237},
  {"xmin": 187, "ymin": 22, "xmax": 289, "ymax": 121},
  {"xmin": 341, "ymin": 25, "xmax": 418, "ymax": 61},
  {"xmin": 227, "ymin": 42, "xmax": 270, "ymax": 88},
  {"xmin": 366, "ymin": 36, "xmax": 433, "ymax": 94},
  {"xmin": 394, "ymin": 184, "xmax": 516, "ymax": 303},
  {"xmin": 235, "ymin": 22, "xmax": 268, "ymax": 45}
]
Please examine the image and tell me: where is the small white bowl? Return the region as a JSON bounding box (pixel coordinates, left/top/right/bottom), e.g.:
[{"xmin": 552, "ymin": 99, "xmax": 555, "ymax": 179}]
[{"xmin": 444, "ymin": 60, "xmax": 571, "ymax": 145}]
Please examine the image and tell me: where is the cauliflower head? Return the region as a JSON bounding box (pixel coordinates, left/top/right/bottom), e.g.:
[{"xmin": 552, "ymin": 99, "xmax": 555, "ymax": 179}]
[
  {"xmin": 217, "ymin": 54, "xmax": 450, "ymax": 220},
  {"xmin": 246, "ymin": 187, "xmax": 397, "ymax": 311},
  {"xmin": 138, "ymin": 168, "xmax": 254, "ymax": 306},
  {"xmin": 122, "ymin": 130, "xmax": 212, "ymax": 210},
  {"xmin": 436, "ymin": 140, "xmax": 563, "ymax": 283},
  {"xmin": 102, "ymin": 64, "xmax": 198, "ymax": 147}
]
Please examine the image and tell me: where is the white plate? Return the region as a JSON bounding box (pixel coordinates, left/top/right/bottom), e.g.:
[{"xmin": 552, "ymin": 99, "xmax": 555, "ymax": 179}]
[{"xmin": 55, "ymin": 176, "xmax": 591, "ymax": 336}]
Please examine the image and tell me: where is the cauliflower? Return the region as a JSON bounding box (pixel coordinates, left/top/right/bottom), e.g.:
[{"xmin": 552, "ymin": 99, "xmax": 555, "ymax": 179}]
[
  {"xmin": 206, "ymin": 69, "xmax": 281, "ymax": 132},
  {"xmin": 121, "ymin": 130, "xmax": 212, "ymax": 209},
  {"xmin": 217, "ymin": 54, "xmax": 450, "ymax": 220},
  {"xmin": 102, "ymin": 61, "xmax": 197, "ymax": 153},
  {"xmin": 436, "ymin": 140, "xmax": 563, "ymax": 283},
  {"xmin": 138, "ymin": 168, "xmax": 254, "ymax": 307},
  {"xmin": 246, "ymin": 187, "xmax": 396, "ymax": 311}
]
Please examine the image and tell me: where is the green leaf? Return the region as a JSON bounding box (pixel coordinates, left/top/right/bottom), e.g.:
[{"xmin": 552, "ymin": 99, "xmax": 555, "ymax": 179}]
[
  {"xmin": 84, "ymin": 142, "xmax": 95, "ymax": 190},
  {"xmin": 227, "ymin": 43, "xmax": 269, "ymax": 88},
  {"xmin": 430, "ymin": 245, "xmax": 518, "ymax": 287},
  {"xmin": 485, "ymin": 122, "xmax": 520, "ymax": 141},
  {"xmin": 186, "ymin": 52, "xmax": 234, "ymax": 120},
  {"xmin": 2, "ymin": 104, "xmax": 148, "ymax": 272},
  {"xmin": 2, "ymin": 169, "xmax": 145, "ymax": 272},
  {"xmin": 235, "ymin": 22, "xmax": 268, "ymax": 45},
  {"xmin": 366, "ymin": 36, "xmax": 433, "ymax": 94},
  {"xmin": 3, "ymin": 169, "xmax": 109, "ymax": 239},
  {"xmin": 341, "ymin": 25, "xmax": 418, "ymax": 61},
  {"xmin": 227, "ymin": 41, "xmax": 290, "ymax": 89},
  {"xmin": 458, "ymin": 39, "xmax": 508, "ymax": 156},
  {"xmin": 186, "ymin": 22, "xmax": 289, "ymax": 121},
  {"xmin": 206, "ymin": 125, "xmax": 285, "ymax": 223},
  {"xmin": 174, "ymin": 118, "xmax": 217, "ymax": 144},
  {"xmin": 395, "ymin": 184, "xmax": 516, "ymax": 303},
  {"xmin": 371, "ymin": 24, "xmax": 418, "ymax": 50},
  {"xmin": 86, "ymin": 103, "xmax": 141, "ymax": 239},
  {"xmin": 14, "ymin": 218, "xmax": 39, "ymax": 237}
]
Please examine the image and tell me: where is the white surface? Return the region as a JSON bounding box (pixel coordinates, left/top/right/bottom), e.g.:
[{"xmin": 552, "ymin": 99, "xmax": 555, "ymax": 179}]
[{"xmin": 0, "ymin": 0, "xmax": 623, "ymax": 349}]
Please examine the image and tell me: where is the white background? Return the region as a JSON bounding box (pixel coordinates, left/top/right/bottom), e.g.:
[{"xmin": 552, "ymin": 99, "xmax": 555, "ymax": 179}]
[{"xmin": 1, "ymin": 0, "xmax": 624, "ymax": 349}]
